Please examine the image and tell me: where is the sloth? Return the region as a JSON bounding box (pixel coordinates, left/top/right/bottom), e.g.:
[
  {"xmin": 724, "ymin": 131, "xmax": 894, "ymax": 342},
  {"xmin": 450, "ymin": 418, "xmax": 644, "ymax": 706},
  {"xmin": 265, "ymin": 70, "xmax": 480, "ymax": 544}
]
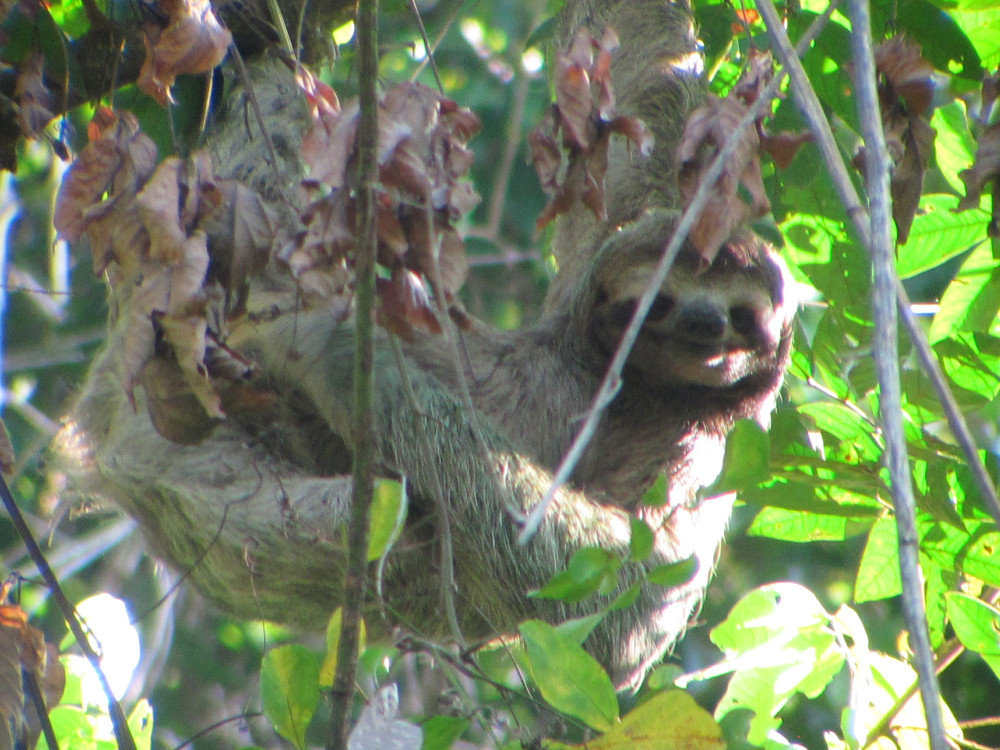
[{"xmin": 49, "ymin": 0, "xmax": 796, "ymax": 691}]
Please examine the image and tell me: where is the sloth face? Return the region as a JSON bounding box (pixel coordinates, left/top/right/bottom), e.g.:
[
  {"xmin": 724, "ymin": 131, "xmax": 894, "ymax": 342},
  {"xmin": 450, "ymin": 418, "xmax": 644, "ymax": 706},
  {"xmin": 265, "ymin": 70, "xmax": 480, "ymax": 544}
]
[{"xmin": 590, "ymin": 235, "xmax": 795, "ymax": 391}]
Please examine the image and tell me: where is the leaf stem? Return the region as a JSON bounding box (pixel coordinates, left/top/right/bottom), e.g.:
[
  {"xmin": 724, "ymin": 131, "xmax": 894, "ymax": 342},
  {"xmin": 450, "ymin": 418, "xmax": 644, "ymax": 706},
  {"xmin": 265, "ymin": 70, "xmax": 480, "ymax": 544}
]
[{"xmin": 327, "ymin": 0, "xmax": 379, "ymax": 748}]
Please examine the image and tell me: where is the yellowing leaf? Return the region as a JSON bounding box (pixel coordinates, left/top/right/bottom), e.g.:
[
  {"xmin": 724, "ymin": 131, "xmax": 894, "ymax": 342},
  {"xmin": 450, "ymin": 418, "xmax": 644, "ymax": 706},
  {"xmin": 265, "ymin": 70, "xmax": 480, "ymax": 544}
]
[
  {"xmin": 320, "ymin": 608, "xmax": 366, "ymax": 689},
  {"xmin": 545, "ymin": 690, "xmax": 724, "ymax": 750}
]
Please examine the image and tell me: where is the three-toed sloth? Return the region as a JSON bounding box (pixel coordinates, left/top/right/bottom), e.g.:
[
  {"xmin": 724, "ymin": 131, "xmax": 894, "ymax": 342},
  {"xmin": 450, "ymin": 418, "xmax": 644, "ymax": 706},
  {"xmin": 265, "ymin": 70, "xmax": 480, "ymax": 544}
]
[{"xmin": 51, "ymin": 0, "xmax": 795, "ymax": 690}]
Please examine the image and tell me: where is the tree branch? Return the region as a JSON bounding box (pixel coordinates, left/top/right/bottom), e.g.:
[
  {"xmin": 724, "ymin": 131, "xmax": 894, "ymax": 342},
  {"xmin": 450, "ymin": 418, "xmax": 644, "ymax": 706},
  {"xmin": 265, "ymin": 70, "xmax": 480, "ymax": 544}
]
[{"xmin": 327, "ymin": 0, "xmax": 379, "ymax": 747}]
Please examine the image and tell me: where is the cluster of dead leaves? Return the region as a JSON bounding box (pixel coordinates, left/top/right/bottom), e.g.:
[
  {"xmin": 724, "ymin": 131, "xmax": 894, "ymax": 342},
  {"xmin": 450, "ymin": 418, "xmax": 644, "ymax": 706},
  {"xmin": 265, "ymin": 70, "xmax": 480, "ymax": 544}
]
[
  {"xmin": 853, "ymin": 35, "xmax": 936, "ymax": 244},
  {"xmin": 138, "ymin": 0, "xmax": 232, "ymax": 106},
  {"xmin": 677, "ymin": 49, "xmax": 811, "ymax": 265},
  {"xmin": 958, "ymin": 71, "xmax": 1000, "ymax": 235},
  {"xmin": 286, "ymin": 71, "xmax": 481, "ymax": 338},
  {"xmin": 528, "ymin": 27, "xmax": 652, "ymax": 231},
  {"xmin": 54, "ymin": 107, "xmax": 278, "ymax": 443},
  {"xmin": 0, "ymin": 584, "xmax": 65, "ymax": 750}
]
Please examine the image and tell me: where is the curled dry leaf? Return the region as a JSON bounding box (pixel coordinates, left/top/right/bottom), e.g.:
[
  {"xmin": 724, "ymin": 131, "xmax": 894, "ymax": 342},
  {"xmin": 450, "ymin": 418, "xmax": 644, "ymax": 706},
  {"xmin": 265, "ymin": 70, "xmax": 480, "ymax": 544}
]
[
  {"xmin": 677, "ymin": 96, "xmax": 770, "ymax": 265},
  {"xmin": 14, "ymin": 52, "xmax": 53, "ymax": 139},
  {"xmin": 675, "ymin": 49, "xmax": 813, "ymax": 264},
  {"xmin": 530, "ymin": 26, "xmax": 652, "ymax": 231},
  {"xmin": 874, "ymin": 35, "xmax": 936, "ymax": 117},
  {"xmin": 289, "ymin": 79, "xmax": 480, "ymax": 336},
  {"xmin": 758, "ymin": 129, "xmax": 814, "ymax": 170},
  {"xmin": 854, "ymin": 35, "xmax": 937, "ymax": 243},
  {"xmin": 958, "ymin": 72, "xmax": 1000, "ymax": 235},
  {"xmin": 57, "ymin": 109, "xmax": 280, "ymax": 440},
  {"xmin": 138, "ymin": 0, "xmax": 232, "ymax": 106},
  {"xmin": 0, "ymin": 592, "xmax": 66, "ymax": 750},
  {"xmin": 54, "ymin": 108, "xmax": 158, "ymax": 274}
]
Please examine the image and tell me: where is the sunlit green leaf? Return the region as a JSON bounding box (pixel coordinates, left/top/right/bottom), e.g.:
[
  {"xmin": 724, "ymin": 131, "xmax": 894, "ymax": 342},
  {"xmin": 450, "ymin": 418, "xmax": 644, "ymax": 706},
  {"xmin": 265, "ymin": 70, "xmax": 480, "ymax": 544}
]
[
  {"xmin": 647, "ymin": 557, "xmax": 698, "ymax": 587},
  {"xmin": 629, "ymin": 517, "xmax": 654, "ymax": 562},
  {"xmin": 368, "ymin": 478, "xmax": 407, "ymax": 561},
  {"xmin": 421, "ymin": 715, "xmax": 470, "ymax": 750},
  {"xmin": 930, "ymin": 241, "xmax": 1000, "ymax": 343},
  {"xmin": 856, "ymin": 516, "xmax": 902, "ymax": 602},
  {"xmin": 261, "ymin": 645, "xmax": 320, "ymax": 750},
  {"xmin": 898, "ymin": 195, "xmax": 986, "ymax": 278},
  {"xmin": 320, "ymin": 607, "xmax": 366, "ymax": 689},
  {"xmin": 703, "ymin": 420, "xmax": 771, "ymax": 497},
  {"xmin": 519, "ymin": 620, "xmax": 619, "ymax": 732}
]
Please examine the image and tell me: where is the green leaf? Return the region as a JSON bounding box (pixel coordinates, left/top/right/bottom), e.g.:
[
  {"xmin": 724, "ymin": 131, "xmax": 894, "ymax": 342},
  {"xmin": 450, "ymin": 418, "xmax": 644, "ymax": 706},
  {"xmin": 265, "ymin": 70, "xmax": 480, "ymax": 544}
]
[
  {"xmin": 628, "ymin": 517, "xmax": 654, "ymax": 562},
  {"xmin": 747, "ymin": 507, "xmax": 874, "ymax": 541},
  {"xmin": 705, "ymin": 584, "xmax": 845, "ymax": 746},
  {"xmin": 556, "ymin": 613, "xmax": 604, "ymax": 644},
  {"xmin": 128, "ymin": 700, "xmax": 154, "ymax": 750},
  {"xmin": 519, "ymin": 620, "xmax": 619, "ymax": 732},
  {"xmin": 640, "ymin": 474, "xmax": 668, "ymax": 506},
  {"xmin": 703, "ymin": 420, "xmax": 771, "ymax": 497},
  {"xmin": 897, "ymin": 195, "xmax": 987, "ymax": 278},
  {"xmin": 962, "ymin": 530, "xmax": 1000, "ymax": 586},
  {"xmin": 531, "ymin": 547, "xmax": 620, "ymax": 603},
  {"xmin": 368, "ymin": 479, "xmax": 407, "ymax": 561},
  {"xmin": 945, "ymin": 593, "xmax": 1000, "ymax": 660},
  {"xmin": 930, "ymin": 105, "xmax": 977, "ymax": 194},
  {"xmin": 647, "ymin": 556, "xmax": 698, "ymax": 587},
  {"xmin": 421, "ymin": 715, "xmax": 470, "ymax": 750},
  {"xmin": 39, "ymin": 706, "xmax": 96, "ymax": 750},
  {"xmin": 950, "ymin": 8, "xmax": 1000, "ymax": 67},
  {"xmin": 260, "ymin": 644, "xmax": 320, "ymax": 750},
  {"xmin": 856, "ymin": 517, "xmax": 902, "ymax": 602},
  {"xmin": 320, "ymin": 607, "xmax": 366, "ymax": 689},
  {"xmin": 930, "ymin": 240, "xmax": 1000, "ymax": 343}
]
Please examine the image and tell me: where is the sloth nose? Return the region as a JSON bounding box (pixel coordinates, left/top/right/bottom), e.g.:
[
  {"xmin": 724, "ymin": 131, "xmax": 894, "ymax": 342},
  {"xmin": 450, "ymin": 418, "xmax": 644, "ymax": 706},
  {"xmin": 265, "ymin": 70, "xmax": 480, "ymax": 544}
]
[{"xmin": 676, "ymin": 301, "xmax": 727, "ymax": 341}]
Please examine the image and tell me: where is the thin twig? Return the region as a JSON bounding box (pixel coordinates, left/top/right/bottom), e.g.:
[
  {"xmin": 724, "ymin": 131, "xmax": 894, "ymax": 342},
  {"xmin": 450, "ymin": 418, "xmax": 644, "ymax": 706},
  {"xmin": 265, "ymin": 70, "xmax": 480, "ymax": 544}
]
[
  {"xmin": 0, "ymin": 474, "xmax": 137, "ymax": 750},
  {"xmin": 847, "ymin": 2, "xmax": 946, "ymax": 741},
  {"xmin": 327, "ymin": 1, "xmax": 379, "ymax": 748},
  {"xmin": 406, "ymin": 0, "xmax": 443, "ymax": 91},
  {"xmin": 757, "ymin": 0, "xmax": 948, "ymax": 745},
  {"xmin": 518, "ymin": 3, "xmax": 837, "ymax": 543},
  {"xmin": 485, "ymin": 42, "xmax": 537, "ymax": 238}
]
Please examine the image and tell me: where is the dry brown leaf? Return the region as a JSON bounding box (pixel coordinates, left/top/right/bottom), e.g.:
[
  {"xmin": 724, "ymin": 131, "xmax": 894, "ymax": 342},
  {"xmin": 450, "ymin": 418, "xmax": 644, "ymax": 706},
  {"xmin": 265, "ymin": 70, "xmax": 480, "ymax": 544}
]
[
  {"xmin": 875, "ymin": 35, "xmax": 935, "ymax": 117},
  {"xmin": 54, "ymin": 108, "xmax": 158, "ymax": 273},
  {"xmin": 377, "ymin": 269, "xmax": 442, "ymax": 340},
  {"xmin": 202, "ymin": 180, "xmax": 279, "ymax": 291},
  {"xmin": 15, "ymin": 52, "xmax": 53, "ymax": 139},
  {"xmin": 854, "ymin": 35, "xmax": 937, "ymax": 243},
  {"xmin": 530, "ymin": 26, "xmax": 649, "ymax": 231},
  {"xmin": 759, "ymin": 128, "xmax": 813, "ymax": 169},
  {"xmin": 0, "ymin": 618, "xmax": 26, "ymax": 748},
  {"xmin": 677, "ymin": 95, "xmax": 769, "ymax": 264},
  {"xmin": 0, "ymin": 418, "xmax": 13, "ymax": 474},
  {"xmin": 733, "ymin": 48, "xmax": 774, "ymax": 106},
  {"xmin": 528, "ymin": 106, "xmax": 562, "ymax": 192},
  {"xmin": 0, "ymin": 594, "xmax": 65, "ymax": 750},
  {"xmin": 957, "ymin": 71, "xmax": 1000, "ymax": 236},
  {"xmin": 958, "ymin": 121, "xmax": 1000, "ymax": 234},
  {"xmin": 288, "ymin": 81, "xmax": 479, "ymax": 318},
  {"xmin": 892, "ymin": 115, "xmax": 934, "ymax": 243},
  {"xmin": 138, "ymin": 0, "xmax": 232, "ymax": 106},
  {"xmin": 121, "ymin": 230, "xmax": 212, "ymax": 407},
  {"xmin": 557, "ymin": 29, "xmax": 599, "ymax": 150}
]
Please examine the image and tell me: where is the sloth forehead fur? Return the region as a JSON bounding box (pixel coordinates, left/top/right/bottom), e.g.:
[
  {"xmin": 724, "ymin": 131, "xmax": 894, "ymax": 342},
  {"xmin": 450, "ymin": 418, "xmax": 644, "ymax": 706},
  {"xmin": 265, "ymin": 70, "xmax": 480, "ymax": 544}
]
[{"xmin": 587, "ymin": 230, "xmax": 795, "ymax": 391}]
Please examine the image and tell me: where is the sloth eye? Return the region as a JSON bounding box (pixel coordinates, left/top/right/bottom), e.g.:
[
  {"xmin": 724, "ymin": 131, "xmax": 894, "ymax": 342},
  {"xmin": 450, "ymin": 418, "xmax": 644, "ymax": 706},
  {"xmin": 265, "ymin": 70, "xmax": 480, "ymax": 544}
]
[
  {"xmin": 646, "ymin": 294, "xmax": 674, "ymax": 322},
  {"xmin": 729, "ymin": 305, "xmax": 758, "ymax": 336}
]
